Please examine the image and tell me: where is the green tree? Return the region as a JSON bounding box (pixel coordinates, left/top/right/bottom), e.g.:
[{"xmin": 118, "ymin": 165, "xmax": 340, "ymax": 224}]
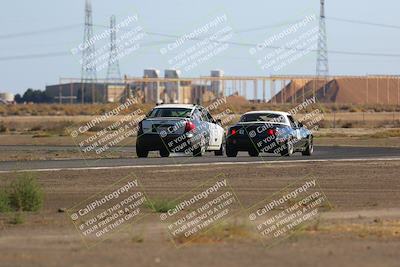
[{"xmin": 19, "ymin": 88, "xmax": 51, "ymax": 103}]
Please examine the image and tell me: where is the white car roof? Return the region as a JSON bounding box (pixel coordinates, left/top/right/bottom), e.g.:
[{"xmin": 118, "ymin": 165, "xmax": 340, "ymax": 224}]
[
  {"xmin": 154, "ymin": 104, "xmax": 196, "ymax": 109},
  {"xmin": 243, "ymin": 110, "xmax": 291, "ymax": 117}
]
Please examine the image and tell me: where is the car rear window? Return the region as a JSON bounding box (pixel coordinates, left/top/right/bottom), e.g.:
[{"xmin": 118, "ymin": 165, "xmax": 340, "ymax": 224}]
[
  {"xmin": 148, "ymin": 108, "xmax": 192, "ymax": 118},
  {"xmin": 240, "ymin": 113, "xmax": 285, "ymax": 123}
]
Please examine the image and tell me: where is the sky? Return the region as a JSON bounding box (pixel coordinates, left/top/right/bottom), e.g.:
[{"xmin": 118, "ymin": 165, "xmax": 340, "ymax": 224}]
[{"xmin": 0, "ymin": 0, "xmax": 399, "ymax": 95}]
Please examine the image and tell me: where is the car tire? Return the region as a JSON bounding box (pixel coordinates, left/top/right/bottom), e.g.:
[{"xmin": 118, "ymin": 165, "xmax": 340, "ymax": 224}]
[
  {"xmin": 136, "ymin": 146, "xmax": 149, "ymax": 158},
  {"xmin": 302, "ymin": 137, "xmax": 314, "ymax": 156},
  {"xmin": 160, "ymin": 149, "xmax": 170, "ymax": 157},
  {"xmin": 248, "ymin": 148, "xmax": 259, "ymax": 157},
  {"xmin": 226, "ymin": 145, "xmax": 238, "ymax": 157},
  {"xmin": 193, "ymin": 135, "xmax": 207, "ymax": 157},
  {"xmin": 280, "ymin": 140, "xmax": 294, "ymax": 157},
  {"xmin": 193, "ymin": 144, "xmax": 206, "ymax": 157},
  {"xmin": 214, "ymin": 135, "xmax": 226, "ymax": 156}
]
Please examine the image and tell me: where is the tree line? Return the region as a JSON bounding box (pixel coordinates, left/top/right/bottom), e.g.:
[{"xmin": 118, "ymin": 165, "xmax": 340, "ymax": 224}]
[{"xmin": 14, "ymin": 89, "xmax": 51, "ymax": 103}]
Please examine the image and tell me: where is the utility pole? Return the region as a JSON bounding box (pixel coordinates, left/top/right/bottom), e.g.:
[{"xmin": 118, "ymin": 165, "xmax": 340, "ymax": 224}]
[
  {"xmin": 106, "ymin": 15, "xmax": 122, "ymax": 83},
  {"xmin": 81, "ymin": 0, "xmax": 97, "ymax": 103},
  {"xmin": 316, "ymin": 0, "xmax": 329, "ymax": 96}
]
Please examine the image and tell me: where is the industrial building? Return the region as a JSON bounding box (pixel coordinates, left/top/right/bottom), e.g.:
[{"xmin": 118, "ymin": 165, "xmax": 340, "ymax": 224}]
[
  {"xmin": 134, "ymin": 69, "xmax": 224, "ymax": 104},
  {"xmin": 46, "ymin": 70, "xmax": 225, "ymax": 104},
  {"xmin": 45, "ymin": 82, "xmax": 127, "ymax": 104},
  {"xmin": 0, "ymin": 92, "xmax": 14, "ymax": 104}
]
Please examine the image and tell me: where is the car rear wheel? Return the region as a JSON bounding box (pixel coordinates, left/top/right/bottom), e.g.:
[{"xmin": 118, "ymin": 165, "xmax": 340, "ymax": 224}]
[
  {"xmin": 193, "ymin": 144, "xmax": 205, "ymax": 157},
  {"xmin": 193, "ymin": 136, "xmax": 207, "ymax": 157},
  {"xmin": 302, "ymin": 137, "xmax": 314, "ymax": 156},
  {"xmin": 193, "ymin": 146, "xmax": 204, "ymax": 157},
  {"xmin": 248, "ymin": 148, "xmax": 259, "ymax": 157},
  {"xmin": 160, "ymin": 149, "xmax": 170, "ymax": 157},
  {"xmin": 226, "ymin": 145, "xmax": 238, "ymax": 157},
  {"xmin": 136, "ymin": 146, "xmax": 149, "ymax": 158}
]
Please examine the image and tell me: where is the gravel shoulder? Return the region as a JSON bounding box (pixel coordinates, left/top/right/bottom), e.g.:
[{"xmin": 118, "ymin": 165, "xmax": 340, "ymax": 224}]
[{"xmin": 0, "ymin": 161, "xmax": 399, "ymax": 267}]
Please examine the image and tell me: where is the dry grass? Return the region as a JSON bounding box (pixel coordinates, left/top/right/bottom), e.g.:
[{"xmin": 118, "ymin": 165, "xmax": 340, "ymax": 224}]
[
  {"xmin": 314, "ymin": 220, "xmax": 400, "ymax": 239},
  {"xmin": 319, "ymin": 112, "xmax": 400, "ymax": 128},
  {"xmin": 174, "ymin": 221, "xmax": 255, "ymax": 244},
  {"xmin": 316, "ymin": 128, "xmax": 400, "ymax": 138},
  {"xmin": 1, "ymin": 103, "xmax": 399, "ymax": 117},
  {"xmin": 1, "ymin": 113, "xmax": 399, "ymax": 134},
  {"xmin": 0, "ymin": 103, "xmax": 153, "ymax": 116},
  {"xmin": 0, "ymin": 115, "xmax": 141, "ymax": 134},
  {"xmin": 366, "ymin": 129, "xmax": 400, "ymax": 138},
  {"xmin": 289, "ymin": 218, "xmax": 400, "ymax": 240}
]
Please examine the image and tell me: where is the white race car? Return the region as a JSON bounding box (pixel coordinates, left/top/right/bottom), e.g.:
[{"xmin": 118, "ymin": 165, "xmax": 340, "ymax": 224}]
[{"xmin": 136, "ymin": 104, "xmax": 226, "ymax": 158}]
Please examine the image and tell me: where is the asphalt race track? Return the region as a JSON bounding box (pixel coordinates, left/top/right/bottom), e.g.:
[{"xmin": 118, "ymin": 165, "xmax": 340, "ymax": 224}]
[{"xmin": 0, "ymin": 145, "xmax": 399, "ymax": 172}]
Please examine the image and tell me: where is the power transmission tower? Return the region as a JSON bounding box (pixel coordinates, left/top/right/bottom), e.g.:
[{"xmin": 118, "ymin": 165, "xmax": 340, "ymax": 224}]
[
  {"xmin": 316, "ymin": 0, "xmax": 329, "ymax": 78},
  {"xmin": 81, "ymin": 0, "xmax": 97, "ymax": 103},
  {"xmin": 106, "ymin": 15, "xmax": 122, "ymax": 83}
]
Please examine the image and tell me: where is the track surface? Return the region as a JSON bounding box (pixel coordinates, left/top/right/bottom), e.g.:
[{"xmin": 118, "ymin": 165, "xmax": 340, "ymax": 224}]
[{"xmin": 0, "ymin": 145, "xmax": 399, "ymax": 172}]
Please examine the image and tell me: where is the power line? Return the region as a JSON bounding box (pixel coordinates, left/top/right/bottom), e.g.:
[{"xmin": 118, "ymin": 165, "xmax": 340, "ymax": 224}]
[
  {"xmin": 3, "ymin": 18, "xmax": 400, "ymax": 61},
  {"xmin": 2, "ymin": 39, "xmax": 400, "ymax": 62},
  {"xmin": 0, "ymin": 51, "xmax": 70, "ymax": 61},
  {"xmin": 93, "ymin": 23, "xmax": 400, "ymax": 58},
  {"xmin": 327, "ymin": 17, "xmax": 400, "ymax": 30},
  {"xmin": 0, "ymin": 40, "xmax": 172, "ymax": 61},
  {"xmin": 0, "ymin": 16, "xmax": 398, "ymax": 42},
  {"xmin": 329, "ymin": 49, "xmax": 400, "ymax": 58},
  {"xmin": 140, "ymin": 31, "xmax": 400, "ymax": 58},
  {"xmin": 0, "ymin": 24, "xmax": 82, "ymax": 40},
  {"xmin": 229, "ymin": 20, "xmax": 303, "ymax": 33},
  {"xmin": 93, "ymin": 20, "xmax": 301, "ymax": 35}
]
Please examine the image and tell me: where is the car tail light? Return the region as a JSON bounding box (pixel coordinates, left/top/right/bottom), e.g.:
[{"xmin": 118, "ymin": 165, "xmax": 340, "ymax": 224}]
[
  {"xmin": 185, "ymin": 121, "xmax": 196, "ymax": 132},
  {"xmin": 230, "ymin": 129, "xmax": 237, "ymax": 136},
  {"xmin": 267, "ymin": 129, "xmax": 277, "ymax": 136}
]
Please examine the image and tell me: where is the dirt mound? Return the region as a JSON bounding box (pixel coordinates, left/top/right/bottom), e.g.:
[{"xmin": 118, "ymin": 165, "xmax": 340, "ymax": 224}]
[{"xmin": 270, "ymin": 77, "xmax": 400, "ymax": 104}]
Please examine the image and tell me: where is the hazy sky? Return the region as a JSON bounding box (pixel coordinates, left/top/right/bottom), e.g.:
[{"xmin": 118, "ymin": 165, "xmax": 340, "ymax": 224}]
[{"xmin": 1, "ymin": 0, "xmax": 399, "ymax": 94}]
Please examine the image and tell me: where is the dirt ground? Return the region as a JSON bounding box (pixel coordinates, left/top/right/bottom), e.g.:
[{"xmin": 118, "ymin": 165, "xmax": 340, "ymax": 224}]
[{"xmin": 0, "ymin": 160, "xmax": 399, "ymax": 267}]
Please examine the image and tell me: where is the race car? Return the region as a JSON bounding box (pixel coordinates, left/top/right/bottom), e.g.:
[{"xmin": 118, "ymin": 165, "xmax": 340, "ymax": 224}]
[
  {"xmin": 136, "ymin": 104, "xmax": 226, "ymax": 158},
  {"xmin": 225, "ymin": 111, "xmax": 314, "ymax": 157}
]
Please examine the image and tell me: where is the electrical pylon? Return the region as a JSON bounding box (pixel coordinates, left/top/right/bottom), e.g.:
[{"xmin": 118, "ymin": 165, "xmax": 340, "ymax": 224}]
[
  {"xmin": 106, "ymin": 15, "xmax": 122, "ymax": 83},
  {"xmin": 81, "ymin": 0, "xmax": 97, "ymax": 103},
  {"xmin": 316, "ymin": 0, "xmax": 329, "ymax": 77}
]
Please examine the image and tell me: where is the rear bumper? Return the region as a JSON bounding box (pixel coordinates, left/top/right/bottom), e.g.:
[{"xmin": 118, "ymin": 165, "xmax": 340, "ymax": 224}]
[
  {"xmin": 136, "ymin": 133, "xmax": 202, "ymax": 153},
  {"xmin": 226, "ymin": 136, "xmax": 283, "ymax": 153}
]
